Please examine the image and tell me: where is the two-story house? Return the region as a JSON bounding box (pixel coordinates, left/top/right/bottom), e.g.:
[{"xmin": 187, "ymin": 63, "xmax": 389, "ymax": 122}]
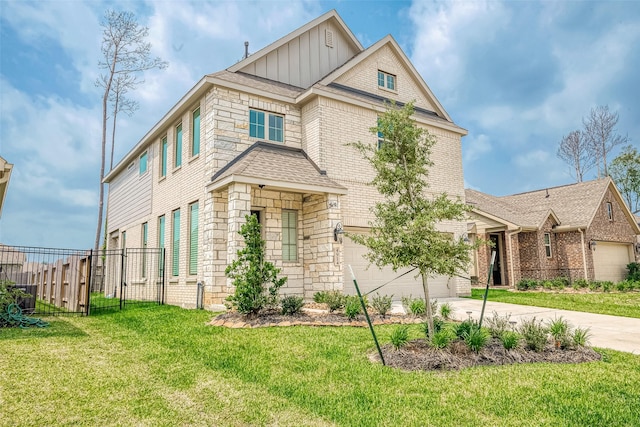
[{"xmin": 104, "ymin": 10, "xmax": 470, "ymax": 308}]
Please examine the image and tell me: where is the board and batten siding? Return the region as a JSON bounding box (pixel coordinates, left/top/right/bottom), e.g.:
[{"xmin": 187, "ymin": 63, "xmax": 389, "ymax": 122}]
[
  {"xmin": 106, "ymin": 157, "xmax": 153, "ymax": 232},
  {"xmin": 238, "ymin": 21, "xmax": 358, "ymax": 88}
]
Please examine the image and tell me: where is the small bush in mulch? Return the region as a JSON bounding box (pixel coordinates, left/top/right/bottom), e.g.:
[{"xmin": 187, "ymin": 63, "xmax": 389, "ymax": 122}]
[{"xmin": 377, "ymin": 337, "xmax": 602, "ymax": 371}]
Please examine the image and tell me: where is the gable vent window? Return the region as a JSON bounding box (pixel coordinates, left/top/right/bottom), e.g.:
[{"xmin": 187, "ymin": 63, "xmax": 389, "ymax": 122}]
[
  {"xmin": 378, "ymin": 70, "xmax": 396, "ymax": 91},
  {"xmin": 606, "ymin": 202, "xmax": 613, "ymax": 221},
  {"xmin": 325, "ymin": 29, "xmax": 334, "ymax": 47},
  {"xmin": 544, "ymin": 233, "xmax": 552, "ymax": 258}
]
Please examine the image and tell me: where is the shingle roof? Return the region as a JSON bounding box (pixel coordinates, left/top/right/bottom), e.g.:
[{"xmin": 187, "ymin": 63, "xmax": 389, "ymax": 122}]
[
  {"xmin": 465, "ymin": 178, "xmax": 612, "ymax": 229},
  {"xmin": 210, "ymin": 142, "xmax": 347, "ymax": 193}
]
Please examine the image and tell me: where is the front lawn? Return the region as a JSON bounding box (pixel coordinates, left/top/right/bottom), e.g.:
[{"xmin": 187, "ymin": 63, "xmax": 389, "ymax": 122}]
[
  {"xmin": 1, "ymin": 305, "xmax": 639, "ymax": 426},
  {"xmin": 470, "ymin": 289, "xmax": 640, "ymax": 319}
]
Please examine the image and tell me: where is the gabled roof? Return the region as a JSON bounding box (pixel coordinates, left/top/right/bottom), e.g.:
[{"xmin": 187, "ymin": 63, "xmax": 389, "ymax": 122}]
[
  {"xmin": 207, "ymin": 142, "xmax": 347, "ymax": 195},
  {"xmin": 466, "ymin": 178, "xmax": 640, "ymax": 233},
  {"xmin": 317, "ymin": 35, "xmax": 452, "ymax": 122},
  {"xmin": 228, "ymin": 10, "xmax": 363, "ymax": 74}
]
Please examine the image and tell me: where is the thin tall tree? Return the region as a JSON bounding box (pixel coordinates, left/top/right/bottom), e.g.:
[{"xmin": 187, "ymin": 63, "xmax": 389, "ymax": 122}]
[
  {"xmin": 556, "ymin": 130, "xmax": 596, "ymax": 182},
  {"xmin": 349, "ymin": 102, "xmax": 477, "ymax": 339},
  {"xmin": 609, "ymin": 145, "xmax": 640, "ymax": 214},
  {"xmin": 582, "ymin": 105, "xmax": 628, "ymax": 177},
  {"xmin": 109, "ymin": 74, "xmax": 139, "ymax": 171},
  {"xmin": 93, "ymin": 10, "xmax": 167, "ymax": 267}
]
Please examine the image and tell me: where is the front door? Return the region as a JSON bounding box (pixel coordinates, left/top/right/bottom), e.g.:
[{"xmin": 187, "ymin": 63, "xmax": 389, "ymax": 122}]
[{"xmin": 489, "ymin": 234, "xmax": 503, "ymax": 285}]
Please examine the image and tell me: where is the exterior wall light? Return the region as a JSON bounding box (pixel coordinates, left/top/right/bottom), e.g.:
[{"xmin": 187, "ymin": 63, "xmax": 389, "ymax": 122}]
[
  {"xmin": 334, "ymin": 222, "xmax": 344, "ymax": 243},
  {"xmin": 589, "ymin": 240, "xmax": 597, "ymax": 251}
]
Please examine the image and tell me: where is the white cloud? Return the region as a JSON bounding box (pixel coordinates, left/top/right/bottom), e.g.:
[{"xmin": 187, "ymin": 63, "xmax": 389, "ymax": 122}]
[{"xmin": 463, "ymin": 134, "xmax": 492, "ymax": 163}]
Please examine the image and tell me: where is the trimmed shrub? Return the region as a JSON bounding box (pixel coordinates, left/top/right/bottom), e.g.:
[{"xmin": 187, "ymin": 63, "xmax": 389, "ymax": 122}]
[
  {"xmin": 572, "ymin": 278, "xmax": 589, "ymax": 289},
  {"xmin": 627, "ymin": 262, "xmax": 640, "ymax": 281},
  {"xmin": 325, "ymin": 291, "xmax": 346, "ymax": 313},
  {"xmin": 281, "ymin": 295, "xmax": 304, "ymax": 316},
  {"xmin": 371, "ymin": 293, "xmax": 393, "ymax": 317},
  {"xmin": 344, "ymin": 296, "xmax": 362, "ymax": 320},
  {"xmin": 517, "ymin": 279, "xmax": 539, "ymax": 291},
  {"xmin": 313, "ymin": 291, "xmax": 329, "ymax": 304}
]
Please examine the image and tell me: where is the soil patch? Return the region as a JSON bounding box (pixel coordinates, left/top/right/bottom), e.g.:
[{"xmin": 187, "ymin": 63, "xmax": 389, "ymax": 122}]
[{"xmin": 378, "ymin": 338, "xmax": 602, "ymax": 371}]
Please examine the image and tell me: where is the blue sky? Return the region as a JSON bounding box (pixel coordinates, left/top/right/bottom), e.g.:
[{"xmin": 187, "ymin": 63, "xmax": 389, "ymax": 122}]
[{"xmin": 1, "ymin": 0, "xmax": 638, "ymax": 249}]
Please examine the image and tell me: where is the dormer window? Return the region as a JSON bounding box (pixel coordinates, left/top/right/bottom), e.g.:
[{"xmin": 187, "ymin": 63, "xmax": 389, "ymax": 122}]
[
  {"xmin": 250, "ymin": 109, "xmax": 284, "ymax": 142},
  {"xmin": 378, "ymin": 70, "xmax": 396, "ymax": 91}
]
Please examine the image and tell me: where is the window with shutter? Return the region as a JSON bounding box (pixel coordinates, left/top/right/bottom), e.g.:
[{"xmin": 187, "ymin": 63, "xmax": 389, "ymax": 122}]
[{"xmin": 189, "ymin": 202, "xmax": 198, "ymax": 275}]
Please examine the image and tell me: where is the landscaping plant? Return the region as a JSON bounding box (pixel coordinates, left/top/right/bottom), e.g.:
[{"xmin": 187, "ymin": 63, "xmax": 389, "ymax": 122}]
[
  {"xmin": 572, "ymin": 327, "xmax": 592, "ymax": 347},
  {"xmin": 225, "ymin": 215, "xmax": 287, "ymax": 316},
  {"xmin": 455, "ymin": 319, "xmax": 477, "ymax": 339},
  {"xmin": 463, "ymin": 328, "xmax": 490, "ymax": 353},
  {"xmin": 313, "ymin": 291, "xmax": 329, "ymax": 304},
  {"xmin": 344, "ymin": 296, "xmax": 362, "ymax": 320},
  {"xmin": 280, "ymin": 295, "xmax": 304, "ymax": 316},
  {"xmin": 349, "ymin": 101, "xmax": 478, "ymax": 339},
  {"xmin": 324, "ymin": 290, "xmax": 346, "ymax": 313},
  {"xmin": 519, "ymin": 317, "xmax": 548, "ymax": 352},
  {"xmin": 431, "ymin": 328, "xmax": 455, "ymax": 349},
  {"xmin": 439, "ymin": 302, "xmax": 453, "ymax": 320},
  {"xmin": 486, "ymin": 311, "xmax": 512, "ymax": 338},
  {"xmin": 390, "ymin": 325, "xmax": 410, "ymax": 350},
  {"xmin": 371, "ymin": 293, "xmax": 393, "ymax": 317},
  {"xmin": 500, "ymin": 331, "xmax": 521, "ymax": 350},
  {"xmin": 547, "ymin": 316, "xmax": 571, "ymax": 349}
]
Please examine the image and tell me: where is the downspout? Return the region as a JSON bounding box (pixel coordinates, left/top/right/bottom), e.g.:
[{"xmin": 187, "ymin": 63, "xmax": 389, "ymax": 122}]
[
  {"xmin": 578, "ymin": 228, "xmax": 588, "ymax": 280},
  {"xmin": 506, "ymin": 227, "xmax": 522, "ymax": 287}
]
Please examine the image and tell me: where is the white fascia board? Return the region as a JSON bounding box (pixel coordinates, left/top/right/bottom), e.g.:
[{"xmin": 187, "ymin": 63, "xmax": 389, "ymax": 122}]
[{"xmin": 206, "ymin": 174, "xmax": 348, "ymax": 195}]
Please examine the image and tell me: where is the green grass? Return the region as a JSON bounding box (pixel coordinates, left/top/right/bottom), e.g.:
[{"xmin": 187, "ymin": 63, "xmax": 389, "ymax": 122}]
[
  {"xmin": 1, "ymin": 305, "xmax": 639, "ymax": 426},
  {"xmin": 470, "ymin": 289, "xmax": 640, "ymax": 319}
]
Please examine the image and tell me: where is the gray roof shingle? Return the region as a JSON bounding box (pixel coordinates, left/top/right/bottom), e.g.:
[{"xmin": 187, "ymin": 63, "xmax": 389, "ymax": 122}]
[{"xmin": 465, "ymin": 178, "xmax": 612, "ymax": 229}]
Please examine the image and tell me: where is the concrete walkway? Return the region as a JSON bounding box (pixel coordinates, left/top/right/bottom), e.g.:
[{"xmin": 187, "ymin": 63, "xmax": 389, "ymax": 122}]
[{"xmin": 437, "ymin": 298, "xmax": 640, "ymax": 354}]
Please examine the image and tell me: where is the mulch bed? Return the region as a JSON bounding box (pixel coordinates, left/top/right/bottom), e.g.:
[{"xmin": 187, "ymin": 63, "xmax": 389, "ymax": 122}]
[
  {"xmin": 209, "ymin": 308, "xmax": 419, "ymax": 328},
  {"xmin": 378, "ymin": 338, "xmax": 602, "ymax": 371},
  {"xmin": 209, "ymin": 305, "xmax": 602, "ymax": 371}
]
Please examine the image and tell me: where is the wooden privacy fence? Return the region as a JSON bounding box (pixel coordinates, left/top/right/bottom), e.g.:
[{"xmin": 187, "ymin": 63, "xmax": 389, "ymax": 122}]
[{"xmin": 0, "ymin": 245, "xmax": 165, "ymax": 316}]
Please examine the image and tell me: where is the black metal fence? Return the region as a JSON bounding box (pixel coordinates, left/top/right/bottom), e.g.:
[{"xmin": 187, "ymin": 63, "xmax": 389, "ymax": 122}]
[{"xmin": 0, "ymin": 245, "xmax": 165, "ymax": 316}]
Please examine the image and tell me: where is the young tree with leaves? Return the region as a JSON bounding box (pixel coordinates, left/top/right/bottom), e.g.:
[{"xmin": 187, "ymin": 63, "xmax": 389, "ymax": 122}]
[
  {"xmin": 609, "ymin": 145, "xmax": 640, "ymax": 214},
  {"xmin": 350, "ymin": 102, "xmax": 476, "ymax": 339},
  {"xmin": 225, "ymin": 215, "xmax": 287, "ymax": 316},
  {"xmin": 556, "ymin": 130, "xmax": 596, "ymax": 182},
  {"xmin": 93, "ymin": 10, "xmax": 168, "ymax": 266}
]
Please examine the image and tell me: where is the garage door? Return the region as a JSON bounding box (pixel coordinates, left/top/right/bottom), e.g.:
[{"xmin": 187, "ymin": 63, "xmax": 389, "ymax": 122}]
[
  {"xmin": 593, "ymin": 242, "xmax": 632, "ymax": 282},
  {"xmin": 343, "ymin": 236, "xmax": 454, "ymax": 300}
]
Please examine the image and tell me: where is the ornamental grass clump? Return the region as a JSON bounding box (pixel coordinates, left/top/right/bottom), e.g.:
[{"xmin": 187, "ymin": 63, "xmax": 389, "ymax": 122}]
[
  {"xmin": 431, "ymin": 328, "xmax": 455, "ymax": 349},
  {"xmin": 344, "ymin": 296, "xmax": 362, "ymax": 320},
  {"xmin": 463, "ymin": 328, "xmax": 490, "ymax": 353},
  {"xmin": 572, "ymin": 327, "xmax": 592, "ymax": 347},
  {"xmin": 439, "ymin": 302, "xmax": 453, "ymax": 320},
  {"xmin": 548, "ymin": 316, "xmax": 571, "ymax": 349},
  {"xmin": 500, "ymin": 331, "xmax": 521, "ymax": 350},
  {"xmin": 390, "ymin": 325, "xmax": 410, "ymax": 350}
]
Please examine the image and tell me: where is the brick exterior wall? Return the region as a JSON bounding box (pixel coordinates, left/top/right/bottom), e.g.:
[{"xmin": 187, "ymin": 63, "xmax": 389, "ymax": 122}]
[{"xmin": 474, "ymin": 186, "xmax": 639, "ymax": 287}]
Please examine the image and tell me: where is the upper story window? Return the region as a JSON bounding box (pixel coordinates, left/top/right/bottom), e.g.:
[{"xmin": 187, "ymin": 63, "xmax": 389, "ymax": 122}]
[
  {"xmin": 250, "ymin": 109, "xmax": 284, "ymax": 143},
  {"xmin": 175, "ymin": 123, "xmax": 183, "ymax": 168},
  {"xmin": 139, "ymin": 151, "xmax": 148, "ymax": 175},
  {"xmin": 606, "ymin": 202, "xmax": 613, "ymax": 221},
  {"xmin": 192, "ymin": 108, "xmax": 200, "ymax": 157},
  {"xmin": 378, "ymin": 70, "xmax": 396, "ymax": 91},
  {"xmin": 160, "ymin": 136, "xmax": 168, "ymax": 177},
  {"xmin": 544, "ymin": 233, "xmax": 552, "ymax": 258}
]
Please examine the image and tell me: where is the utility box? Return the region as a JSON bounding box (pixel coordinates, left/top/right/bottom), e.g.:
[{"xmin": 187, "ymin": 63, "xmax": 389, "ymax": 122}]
[{"xmin": 13, "ymin": 284, "xmax": 37, "ymax": 313}]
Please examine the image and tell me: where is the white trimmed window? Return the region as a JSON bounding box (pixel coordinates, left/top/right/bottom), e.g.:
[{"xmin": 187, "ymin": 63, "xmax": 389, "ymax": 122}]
[
  {"xmin": 250, "ymin": 109, "xmax": 284, "ymax": 142},
  {"xmin": 139, "ymin": 151, "xmax": 148, "ymax": 175},
  {"xmin": 544, "ymin": 233, "xmax": 552, "ymax": 258},
  {"xmin": 282, "ymin": 210, "xmax": 297, "ymax": 261},
  {"xmin": 378, "ymin": 70, "xmax": 396, "ymax": 91},
  {"xmin": 188, "ymin": 202, "xmax": 198, "ymax": 276}
]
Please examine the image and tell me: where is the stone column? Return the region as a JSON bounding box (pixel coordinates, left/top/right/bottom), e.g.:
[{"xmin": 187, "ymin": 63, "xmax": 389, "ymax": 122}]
[{"xmin": 227, "ymin": 182, "xmax": 252, "ymax": 280}]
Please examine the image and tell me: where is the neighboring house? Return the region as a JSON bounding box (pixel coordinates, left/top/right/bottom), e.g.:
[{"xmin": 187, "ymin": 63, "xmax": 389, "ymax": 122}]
[
  {"xmin": 0, "ymin": 156, "xmax": 13, "ymax": 219},
  {"xmin": 466, "ymin": 177, "xmax": 640, "ymax": 286},
  {"xmin": 104, "ymin": 10, "xmax": 470, "ymax": 308}
]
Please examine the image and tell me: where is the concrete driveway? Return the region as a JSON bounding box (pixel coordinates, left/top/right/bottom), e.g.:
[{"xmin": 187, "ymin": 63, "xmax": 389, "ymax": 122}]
[{"xmin": 438, "ymin": 298, "xmax": 640, "ymax": 354}]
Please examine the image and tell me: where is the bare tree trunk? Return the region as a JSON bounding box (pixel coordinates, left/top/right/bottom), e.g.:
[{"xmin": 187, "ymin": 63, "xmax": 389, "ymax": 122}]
[
  {"xmin": 109, "ymin": 91, "xmax": 119, "ymax": 171},
  {"xmin": 421, "ymin": 272, "xmax": 435, "ymax": 340}
]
